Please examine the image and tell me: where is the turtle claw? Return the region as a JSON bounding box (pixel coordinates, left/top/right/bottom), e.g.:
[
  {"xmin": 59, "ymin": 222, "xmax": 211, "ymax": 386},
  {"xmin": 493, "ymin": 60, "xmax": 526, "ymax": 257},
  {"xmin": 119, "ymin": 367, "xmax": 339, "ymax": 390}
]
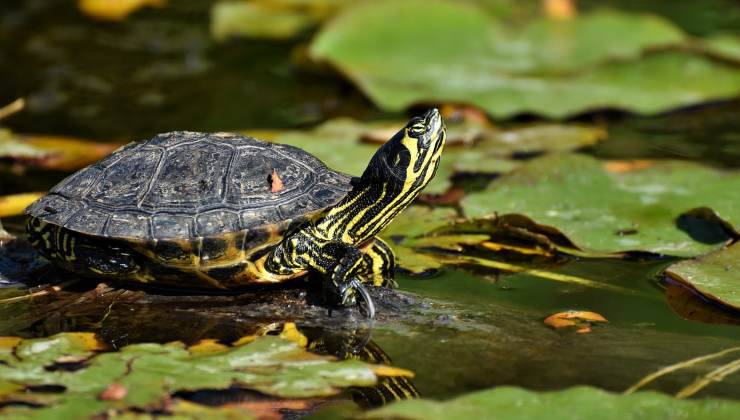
[
  {"xmin": 350, "ymin": 279, "xmax": 376, "ymax": 320},
  {"xmin": 326, "ymin": 279, "xmax": 376, "ymax": 320}
]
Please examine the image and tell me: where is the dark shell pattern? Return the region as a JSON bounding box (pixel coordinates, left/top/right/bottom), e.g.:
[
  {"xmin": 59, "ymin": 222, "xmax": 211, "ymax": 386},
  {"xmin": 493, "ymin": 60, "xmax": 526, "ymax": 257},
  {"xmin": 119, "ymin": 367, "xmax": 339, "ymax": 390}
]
[{"xmin": 27, "ymin": 132, "xmax": 353, "ymax": 241}]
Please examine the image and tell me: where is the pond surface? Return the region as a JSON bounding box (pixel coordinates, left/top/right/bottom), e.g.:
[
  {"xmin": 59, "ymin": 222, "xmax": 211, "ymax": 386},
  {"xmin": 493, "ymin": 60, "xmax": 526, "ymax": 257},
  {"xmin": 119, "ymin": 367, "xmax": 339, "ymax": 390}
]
[{"xmin": 1, "ymin": 0, "xmax": 739, "ymax": 414}]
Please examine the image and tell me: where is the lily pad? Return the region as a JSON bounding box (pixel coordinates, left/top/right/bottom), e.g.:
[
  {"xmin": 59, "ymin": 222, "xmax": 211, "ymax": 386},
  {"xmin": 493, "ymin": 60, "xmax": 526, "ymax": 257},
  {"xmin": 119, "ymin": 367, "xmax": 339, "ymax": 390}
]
[
  {"xmin": 665, "ymin": 243, "xmax": 740, "ymax": 311},
  {"xmin": 0, "ymin": 130, "xmax": 121, "ymax": 171},
  {"xmin": 363, "ymin": 386, "xmax": 740, "ymax": 420},
  {"xmin": 310, "ymin": 0, "xmax": 740, "ymax": 117},
  {"xmin": 462, "ymin": 154, "xmax": 740, "ymax": 256},
  {"xmin": 0, "ymin": 193, "xmax": 44, "ymax": 218},
  {"xmin": 211, "ymin": 0, "xmax": 348, "ymax": 40},
  {"xmin": 701, "ymin": 33, "xmax": 740, "ymax": 62},
  {"xmin": 77, "ymin": 0, "xmax": 165, "ymax": 22},
  {"xmin": 0, "ymin": 332, "xmax": 409, "ymax": 418}
]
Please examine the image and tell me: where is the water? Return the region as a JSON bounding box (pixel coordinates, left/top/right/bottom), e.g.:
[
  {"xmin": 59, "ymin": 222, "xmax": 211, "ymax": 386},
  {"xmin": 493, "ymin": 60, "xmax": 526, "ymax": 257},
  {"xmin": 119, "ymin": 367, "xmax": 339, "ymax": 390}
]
[{"xmin": 0, "ymin": 0, "xmax": 738, "ymax": 409}]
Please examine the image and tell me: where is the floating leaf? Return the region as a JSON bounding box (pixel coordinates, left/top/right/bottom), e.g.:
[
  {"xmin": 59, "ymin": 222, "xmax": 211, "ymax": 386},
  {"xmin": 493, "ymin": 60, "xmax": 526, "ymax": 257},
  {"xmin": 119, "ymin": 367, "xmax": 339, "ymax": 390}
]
[
  {"xmin": 270, "ymin": 169, "xmax": 284, "ymax": 192},
  {"xmin": 665, "ymin": 243, "xmax": 740, "ymax": 311},
  {"xmin": 211, "ymin": 0, "xmax": 347, "ymax": 40},
  {"xmin": 0, "ymin": 193, "xmax": 44, "ymax": 218},
  {"xmin": 0, "ymin": 130, "xmax": 121, "ymax": 171},
  {"xmin": 78, "ymin": 0, "xmax": 166, "ymax": 21},
  {"xmin": 363, "ymin": 386, "xmax": 740, "ymax": 419},
  {"xmin": 0, "ymin": 333, "xmax": 409, "ymax": 418},
  {"xmin": 379, "ymin": 206, "xmax": 460, "ymax": 274},
  {"xmin": 311, "ymin": 1, "xmax": 740, "ymax": 117},
  {"xmin": 462, "ymin": 154, "xmax": 740, "ymax": 256},
  {"xmin": 700, "ymin": 33, "xmax": 740, "ymax": 63},
  {"xmin": 544, "ymin": 311, "xmax": 608, "ymax": 333},
  {"xmin": 664, "ymin": 281, "xmax": 740, "ymax": 326}
]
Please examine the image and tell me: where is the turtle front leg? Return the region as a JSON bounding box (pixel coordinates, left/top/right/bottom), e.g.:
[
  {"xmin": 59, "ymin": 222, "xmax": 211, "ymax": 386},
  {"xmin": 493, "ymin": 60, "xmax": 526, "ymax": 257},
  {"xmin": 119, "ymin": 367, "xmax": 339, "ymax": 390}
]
[{"xmin": 323, "ymin": 239, "xmax": 396, "ymax": 316}]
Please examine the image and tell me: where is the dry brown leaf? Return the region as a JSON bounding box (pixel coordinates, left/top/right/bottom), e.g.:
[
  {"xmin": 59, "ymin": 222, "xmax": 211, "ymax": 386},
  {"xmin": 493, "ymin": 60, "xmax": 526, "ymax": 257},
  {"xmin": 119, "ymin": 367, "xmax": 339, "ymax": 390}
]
[
  {"xmin": 99, "ymin": 383, "xmax": 127, "ymax": 401},
  {"xmin": 229, "ymin": 399, "xmax": 314, "ymax": 420},
  {"xmin": 544, "ymin": 0, "xmax": 576, "ymax": 19},
  {"xmin": 603, "ymin": 159, "xmax": 655, "ymax": 173},
  {"xmin": 544, "ymin": 310, "xmax": 608, "ymax": 333},
  {"xmin": 418, "ymin": 187, "xmax": 466, "ymax": 206},
  {"xmin": 0, "ymin": 98, "xmax": 25, "ymax": 121},
  {"xmin": 270, "ymin": 169, "xmax": 284, "ymax": 193}
]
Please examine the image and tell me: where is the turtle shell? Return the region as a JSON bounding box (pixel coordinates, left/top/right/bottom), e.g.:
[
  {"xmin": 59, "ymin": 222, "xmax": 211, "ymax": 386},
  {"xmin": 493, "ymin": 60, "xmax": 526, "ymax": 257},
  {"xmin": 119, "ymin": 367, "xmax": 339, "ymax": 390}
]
[{"xmin": 26, "ymin": 131, "xmax": 353, "ymax": 241}]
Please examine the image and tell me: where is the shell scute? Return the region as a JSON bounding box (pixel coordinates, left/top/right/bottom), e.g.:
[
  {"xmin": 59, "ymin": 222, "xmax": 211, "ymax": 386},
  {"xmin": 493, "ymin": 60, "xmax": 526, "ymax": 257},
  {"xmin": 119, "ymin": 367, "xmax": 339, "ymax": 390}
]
[
  {"xmin": 106, "ymin": 212, "xmax": 151, "ymax": 239},
  {"xmin": 88, "ymin": 148, "xmax": 163, "ymax": 207},
  {"xmin": 64, "ymin": 208, "xmax": 109, "ymax": 236},
  {"xmin": 151, "ymin": 214, "xmax": 194, "ymax": 238},
  {"xmin": 51, "ymin": 165, "xmax": 104, "ymax": 199},
  {"xmin": 141, "ymin": 141, "xmax": 232, "ymax": 210},
  {"xmin": 196, "ymin": 210, "xmax": 240, "ymax": 236}
]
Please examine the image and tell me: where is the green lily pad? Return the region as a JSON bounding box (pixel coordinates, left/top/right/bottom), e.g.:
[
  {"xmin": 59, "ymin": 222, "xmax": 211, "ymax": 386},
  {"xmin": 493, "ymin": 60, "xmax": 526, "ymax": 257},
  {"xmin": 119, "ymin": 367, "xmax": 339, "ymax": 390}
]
[
  {"xmin": 0, "ymin": 333, "xmax": 408, "ymax": 418},
  {"xmin": 310, "ymin": 0, "xmax": 740, "ymax": 118},
  {"xmin": 462, "ymin": 154, "xmax": 740, "ymax": 256},
  {"xmin": 363, "ymin": 386, "xmax": 740, "ymax": 420},
  {"xmin": 378, "ymin": 206, "xmax": 494, "ymax": 274},
  {"xmin": 665, "ymin": 243, "xmax": 740, "ymax": 311},
  {"xmin": 701, "ymin": 33, "xmax": 740, "ymax": 62},
  {"xmin": 211, "ymin": 0, "xmax": 349, "ymax": 40}
]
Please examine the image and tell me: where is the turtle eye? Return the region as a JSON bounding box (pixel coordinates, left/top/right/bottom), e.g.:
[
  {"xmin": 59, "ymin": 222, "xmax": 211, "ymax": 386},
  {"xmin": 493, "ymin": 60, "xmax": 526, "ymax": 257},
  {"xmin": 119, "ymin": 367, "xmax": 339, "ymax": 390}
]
[{"xmin": 408, "ymin": 123, "xmax": 426, "ymax": 137}]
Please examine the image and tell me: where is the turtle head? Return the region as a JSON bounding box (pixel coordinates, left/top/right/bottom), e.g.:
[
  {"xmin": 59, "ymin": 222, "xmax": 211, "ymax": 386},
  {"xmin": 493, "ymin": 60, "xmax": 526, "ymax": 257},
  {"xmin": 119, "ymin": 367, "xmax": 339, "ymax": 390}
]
[{"xmin": 363, "ymin": 108, "xmax": 446, "ymax": 187}]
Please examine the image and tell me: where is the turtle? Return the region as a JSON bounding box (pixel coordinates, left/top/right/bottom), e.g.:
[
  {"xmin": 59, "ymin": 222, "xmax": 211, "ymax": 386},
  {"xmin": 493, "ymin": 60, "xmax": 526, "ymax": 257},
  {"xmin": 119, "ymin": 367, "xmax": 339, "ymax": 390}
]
[{"xmin": 25, "ymin": 109, "xmax": 446, "ymax": 317}]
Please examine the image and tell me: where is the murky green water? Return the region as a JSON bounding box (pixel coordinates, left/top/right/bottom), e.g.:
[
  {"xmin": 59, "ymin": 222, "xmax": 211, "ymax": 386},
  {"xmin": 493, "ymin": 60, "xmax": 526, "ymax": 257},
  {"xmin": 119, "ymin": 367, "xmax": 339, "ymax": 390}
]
[{"xmin": 1, "ymin": 0, "xmax": 739, "ymax": 410}]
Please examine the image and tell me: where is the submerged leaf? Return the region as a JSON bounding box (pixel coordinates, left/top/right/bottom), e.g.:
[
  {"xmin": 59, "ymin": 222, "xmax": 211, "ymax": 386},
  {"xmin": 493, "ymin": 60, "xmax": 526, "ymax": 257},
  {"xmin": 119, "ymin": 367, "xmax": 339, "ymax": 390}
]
[
  {"xmin": 311, "ymin": 1, "xmax": 740, "ymax": 117},
  {"xmin": 665, "ymin": 243, "xmax": 740, "ymax": 311},
  {"xmin": 363, "ymin": 386, "xmax": 740, "ymax": 419}
]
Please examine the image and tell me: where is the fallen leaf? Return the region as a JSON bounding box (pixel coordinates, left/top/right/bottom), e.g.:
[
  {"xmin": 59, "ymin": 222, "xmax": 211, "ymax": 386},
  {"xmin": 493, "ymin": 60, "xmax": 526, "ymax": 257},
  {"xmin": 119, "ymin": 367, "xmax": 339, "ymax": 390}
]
[
  {"xmin": 0, "ymin": 131, "xmax": 122, "ymax": 171},
  {"xmin": 0, "ymin": 98, "xmax": 25, "ymax": 121},
  {"xmin": 78, "ymin": 0, "xmax": 166, "ymax": 21},
  {"xmin": 544, "ymin": 311, "xmax": 608, "ymax": 333},
  {"xmin": 99, "ymin": 383, "xmax": 127, "ymax": 401},
  {"xmin": 603, "ymin": 159, "xmax": 655, "ymax": 173},
  {"xmin": 0, "ymin": 192, "xmax": 45, "ymax": 218},
  {"xmin": 544, "ymin": 0, "xmax": 576, "ymax": 19},
  {"xmin": 270, "ymin": 169, "xmax": 284, "ymax": 193}
]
